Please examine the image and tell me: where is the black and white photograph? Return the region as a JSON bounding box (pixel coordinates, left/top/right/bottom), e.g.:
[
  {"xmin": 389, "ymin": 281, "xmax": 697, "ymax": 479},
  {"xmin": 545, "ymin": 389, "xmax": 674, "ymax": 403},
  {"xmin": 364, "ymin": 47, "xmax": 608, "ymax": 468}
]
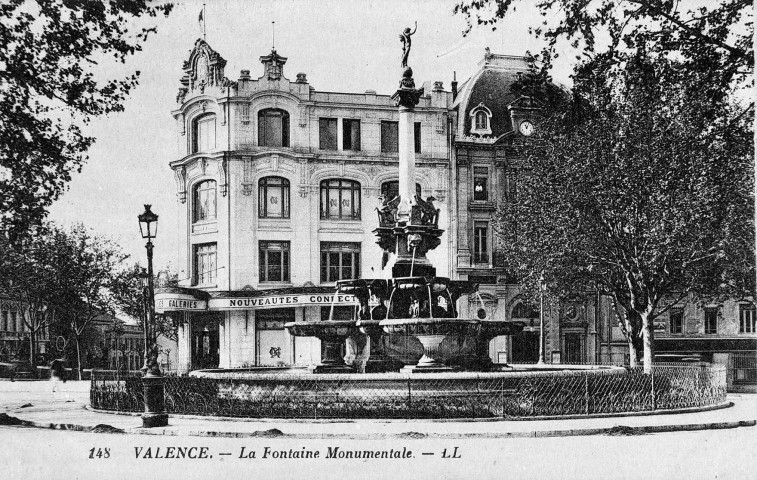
[{"xmin": 0, "ymin": 1, "xmax": 754, "ymax": 478}]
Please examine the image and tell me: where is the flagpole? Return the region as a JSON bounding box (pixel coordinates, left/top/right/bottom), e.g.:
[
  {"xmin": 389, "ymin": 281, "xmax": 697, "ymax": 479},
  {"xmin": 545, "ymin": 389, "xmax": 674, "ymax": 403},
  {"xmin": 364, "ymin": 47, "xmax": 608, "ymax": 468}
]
[{"xmin": 203, "ymin": 3, "xmax": 206, "ymax": 40}]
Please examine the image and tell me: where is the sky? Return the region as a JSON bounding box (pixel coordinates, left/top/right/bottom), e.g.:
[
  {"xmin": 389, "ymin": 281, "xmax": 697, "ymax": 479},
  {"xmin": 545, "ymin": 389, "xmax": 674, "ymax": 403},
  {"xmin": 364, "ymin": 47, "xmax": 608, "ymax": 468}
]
[{"xmin": 48, "ymin": 0, "xmax": 572, "ymax": 270}]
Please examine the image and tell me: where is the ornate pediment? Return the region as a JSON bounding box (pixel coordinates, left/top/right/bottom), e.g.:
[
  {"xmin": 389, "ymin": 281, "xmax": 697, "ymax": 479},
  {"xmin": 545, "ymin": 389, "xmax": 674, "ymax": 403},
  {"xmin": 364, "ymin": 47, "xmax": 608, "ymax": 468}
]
[
  {"xmin": 259, "ymin": 49, "xmax": 288, "ymax": 81},
  {"xmin": 181, "ymin": 39, "xmax": 227, "ymax": 94}
]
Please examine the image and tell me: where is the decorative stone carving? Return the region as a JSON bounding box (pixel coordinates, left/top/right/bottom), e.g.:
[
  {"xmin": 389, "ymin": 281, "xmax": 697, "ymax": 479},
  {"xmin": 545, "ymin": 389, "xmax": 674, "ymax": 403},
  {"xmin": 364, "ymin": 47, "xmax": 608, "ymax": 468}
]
[
  {"xmin": 217, "ymin": 158, "xmax": 228, "ymax": 197},
  {"xmin": 241, "ymin": 156, "xmax": 253, "ymax": 196},
  {"xmin": 174, "ymin": 166, "xmax": 187, "ymax": 203},
  {"xmin": 184, "ymin": 39, "xmax": 227, "ymax": 92}
]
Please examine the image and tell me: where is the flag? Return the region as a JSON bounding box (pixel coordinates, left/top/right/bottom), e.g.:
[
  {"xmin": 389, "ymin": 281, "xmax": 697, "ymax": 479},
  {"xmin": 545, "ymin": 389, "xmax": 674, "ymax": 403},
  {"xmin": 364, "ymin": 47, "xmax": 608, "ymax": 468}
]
[{"xmin": 198, "ymin": 9, "xmax": 205, "ymax": 34}]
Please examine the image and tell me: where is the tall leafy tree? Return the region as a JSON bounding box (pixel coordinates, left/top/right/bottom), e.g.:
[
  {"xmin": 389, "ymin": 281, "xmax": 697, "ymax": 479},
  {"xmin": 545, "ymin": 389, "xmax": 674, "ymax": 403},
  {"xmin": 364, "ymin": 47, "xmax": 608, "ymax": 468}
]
[
  {"xmin": 454, "ymin": 0, "xmax": 752, "ymax": 92},
  {"xmin": 0, "ymin": 0, "xmax": 172, "ymax": 242},
  {"xmin": 52, "ymin": 223, "xmax": 127, "ymax": 379},
  {"xmin": 497, "ymin": 51, "xmax": 754, "ymax": 371},
  {"xmin": 0, "ymin": 225, "xmax": 64, "ymax": 370}
]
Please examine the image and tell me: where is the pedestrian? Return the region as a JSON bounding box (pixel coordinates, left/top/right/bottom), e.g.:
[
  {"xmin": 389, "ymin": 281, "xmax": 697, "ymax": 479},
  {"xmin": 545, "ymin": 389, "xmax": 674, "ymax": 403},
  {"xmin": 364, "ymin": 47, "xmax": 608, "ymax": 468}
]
[{"xmin": 50, "ymin": 358, "xmax": 65, "ymax": 393}]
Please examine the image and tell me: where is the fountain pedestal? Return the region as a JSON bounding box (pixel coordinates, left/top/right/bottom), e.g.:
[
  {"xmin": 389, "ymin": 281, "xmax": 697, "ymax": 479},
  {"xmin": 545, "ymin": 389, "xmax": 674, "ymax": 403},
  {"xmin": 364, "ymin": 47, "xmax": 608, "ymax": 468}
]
[
  {"xmin": 357, "ymin": 320, "xmax": 400, "ymax": 373},
  {"xmin": 284, "ymin": 321, "xmax": 360, "ymax": 373},
  {"xmin": 381, "ymin": 318, "xmax": 479, "ymax": 373}
]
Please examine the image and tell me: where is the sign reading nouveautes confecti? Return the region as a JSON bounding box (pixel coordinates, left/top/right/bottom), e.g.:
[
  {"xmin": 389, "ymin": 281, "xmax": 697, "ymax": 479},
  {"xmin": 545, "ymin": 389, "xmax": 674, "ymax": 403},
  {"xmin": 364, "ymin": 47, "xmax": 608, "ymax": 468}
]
[{"xmin": 209, "ymin": 294, "xmax": 358, "ymax": 310}]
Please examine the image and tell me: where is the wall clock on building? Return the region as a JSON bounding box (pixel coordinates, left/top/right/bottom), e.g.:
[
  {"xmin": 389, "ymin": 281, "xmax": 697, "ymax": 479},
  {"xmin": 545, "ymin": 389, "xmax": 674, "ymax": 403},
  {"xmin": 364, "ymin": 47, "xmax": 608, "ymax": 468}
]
[{"xmin": 519, "ymin": 120, "xmax": 534, "ymax": 136}]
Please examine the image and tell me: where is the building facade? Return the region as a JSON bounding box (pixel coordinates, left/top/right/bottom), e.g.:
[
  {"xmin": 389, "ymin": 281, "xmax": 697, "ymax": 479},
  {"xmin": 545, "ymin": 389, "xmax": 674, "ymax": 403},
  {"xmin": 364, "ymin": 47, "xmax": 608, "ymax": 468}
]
[
  {"xmin": 0, "ymin": 296, "xmax": 49, "ymax": 363},
  {"xmin": 157, "ymin": 40, "xmax": 452, "ymax": 371}
]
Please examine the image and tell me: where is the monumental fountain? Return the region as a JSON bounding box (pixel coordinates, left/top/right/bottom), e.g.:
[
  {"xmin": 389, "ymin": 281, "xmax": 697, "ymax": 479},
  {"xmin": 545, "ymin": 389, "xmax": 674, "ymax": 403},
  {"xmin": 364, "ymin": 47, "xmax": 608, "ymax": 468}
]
[{"xmin": 283, "ymin": 24, "xmax": 524, "ymax": 374}]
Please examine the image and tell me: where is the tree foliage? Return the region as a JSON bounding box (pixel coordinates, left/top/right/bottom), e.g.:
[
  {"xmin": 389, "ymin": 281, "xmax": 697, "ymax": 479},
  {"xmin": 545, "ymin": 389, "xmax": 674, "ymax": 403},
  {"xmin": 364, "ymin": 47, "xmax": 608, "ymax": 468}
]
[
  {"xmin": 454, "ymin": 0, "xmax": 753, "ymax": 93},
  {"xmin": 497, "ymin": 51, "xmax": 754, "ymax": 370},
  {"xmin": 0, "ymin": 222, "xmax": 135, "ymax": 375},
  {"xmin": 0, "ymin": 0, "xmax": 172, "ymax": 242}
]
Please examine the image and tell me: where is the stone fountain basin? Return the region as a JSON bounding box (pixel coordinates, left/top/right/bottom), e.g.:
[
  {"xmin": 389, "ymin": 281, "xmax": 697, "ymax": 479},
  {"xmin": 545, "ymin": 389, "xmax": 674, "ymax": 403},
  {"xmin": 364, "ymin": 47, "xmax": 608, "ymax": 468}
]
[
  {"xmin": 284, "ymin": 320, "xmax": 359, "ymax": 339},
  {"xmin": 379, "ymin": 317, "xmax": 479, "ymax": 336},
  {"xmin": 477, "ymin": 320, "xmax": 526, "ymax": 337}
]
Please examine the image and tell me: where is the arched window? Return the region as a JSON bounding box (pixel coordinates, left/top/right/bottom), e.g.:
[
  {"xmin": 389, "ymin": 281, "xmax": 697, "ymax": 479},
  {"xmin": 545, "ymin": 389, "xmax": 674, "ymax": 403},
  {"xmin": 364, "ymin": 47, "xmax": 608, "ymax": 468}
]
[
  {"xmin": 469, "ymin": 103, "xmax": 492, "ymax": 136},
  {"xmin": 512, "ymin": 302, "xmax": 539, "ymax": 319},
  {"xmin": 320, "ymin": 179, "xmax": 361, "ymax": 220},
  {"xmin": 192, "ymin": 114, "xmax": 216, "ymax": 153},
  {"xmin": 259, "ymin": 176, "xmax": 290, "ymax": 218},
  {"xmin": 193, "ymin": 180, "xmax": 217, "ymax": 223},
  {"xmin": 380, "ymin": 181, "xmax": 422, "ymax": 200},
  {"xmin": 258, "ymin": 108, "xmax": 290, "ymax": 147}
]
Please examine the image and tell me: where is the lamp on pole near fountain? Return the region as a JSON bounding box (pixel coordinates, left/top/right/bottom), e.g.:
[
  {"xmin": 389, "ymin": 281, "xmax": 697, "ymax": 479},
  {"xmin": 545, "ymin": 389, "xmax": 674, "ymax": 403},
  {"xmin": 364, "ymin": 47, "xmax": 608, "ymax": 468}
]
[
  {"xmin": 137, "ymin": 204, "xmax": 168, "ymax": 428},
  {"xmin": 538, "ymin": 274, "xmax": 546, "ymax": 365}
]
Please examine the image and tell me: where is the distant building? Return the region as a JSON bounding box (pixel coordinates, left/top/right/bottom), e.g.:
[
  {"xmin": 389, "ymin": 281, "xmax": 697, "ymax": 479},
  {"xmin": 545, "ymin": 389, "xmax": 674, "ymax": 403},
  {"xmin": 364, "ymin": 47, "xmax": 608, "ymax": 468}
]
[{"xmin": 0, "ymin": 295, "xmax": 49, "ymax": 363}]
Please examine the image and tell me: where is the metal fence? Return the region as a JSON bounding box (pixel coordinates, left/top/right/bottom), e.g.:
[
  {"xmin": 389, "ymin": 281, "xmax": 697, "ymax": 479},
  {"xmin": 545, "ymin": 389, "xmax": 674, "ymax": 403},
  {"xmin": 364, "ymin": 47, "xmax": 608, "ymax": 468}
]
[{"xmin": 90, "ymin": 364, "xmax": 726, "ymax": 419}]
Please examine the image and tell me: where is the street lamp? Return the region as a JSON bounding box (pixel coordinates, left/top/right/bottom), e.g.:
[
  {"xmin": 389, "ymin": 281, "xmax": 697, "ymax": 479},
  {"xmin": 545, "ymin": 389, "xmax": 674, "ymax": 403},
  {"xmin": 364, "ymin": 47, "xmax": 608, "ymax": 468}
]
[
  {"xmin": 137, "ymin": 204, "xmax": 167, "ymax": 428},
  {"xmin": 537, "ymin": 274, "xmax": 547, "ymax": 365},
  {"xmin": 138, "ymin": 268, "xmax": 150, "ymax": 375}
]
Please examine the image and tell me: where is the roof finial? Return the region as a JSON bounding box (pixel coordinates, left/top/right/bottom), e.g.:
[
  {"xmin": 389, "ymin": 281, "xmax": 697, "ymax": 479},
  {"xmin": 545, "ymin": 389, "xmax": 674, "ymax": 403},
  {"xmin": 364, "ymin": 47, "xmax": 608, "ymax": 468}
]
[
  {"xmin": 272, "ymin": 21, "xmax": 275, "ymax": 50},
  {"xmin": 198, "ymin": 4, "xmax": 206, "ymax": 41}
]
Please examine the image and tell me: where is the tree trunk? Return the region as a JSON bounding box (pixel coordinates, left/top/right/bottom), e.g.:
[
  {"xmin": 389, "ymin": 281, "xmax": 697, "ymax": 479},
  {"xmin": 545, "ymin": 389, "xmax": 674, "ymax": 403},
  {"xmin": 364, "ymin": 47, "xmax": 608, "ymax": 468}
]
[
  {"xmin": 74, "ymin": 335, "xmax": 82, "ymax": 380},
  {"xmin": 28, "ymin": 331, "xmax": 37, "ymax": 377},
  {"xmin": 627, "ymin": 335, "xmax": 638, "ymax": 367},
  {"xmin": 641, "ymin": 312, "xmax": 655, "ymax": 374}
]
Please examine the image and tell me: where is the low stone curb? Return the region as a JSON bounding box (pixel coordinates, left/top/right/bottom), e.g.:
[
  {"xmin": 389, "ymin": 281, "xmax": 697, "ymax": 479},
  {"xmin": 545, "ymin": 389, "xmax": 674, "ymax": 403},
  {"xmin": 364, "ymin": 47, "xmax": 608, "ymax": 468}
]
[
  {"xmin": 86, "ymin": 400, "xmax": 734, "ymax": 423},
  {"xmin": 4, "ymin": 412, "xmax": 754, "ymax": 439}
]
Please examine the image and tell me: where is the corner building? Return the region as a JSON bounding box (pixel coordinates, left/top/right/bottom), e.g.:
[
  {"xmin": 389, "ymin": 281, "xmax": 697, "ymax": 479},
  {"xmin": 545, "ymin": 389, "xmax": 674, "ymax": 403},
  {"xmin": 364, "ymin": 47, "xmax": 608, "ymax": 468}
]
[{"xmin": 157, "ymin": 40, "xmax": 453, "ymax": 371}]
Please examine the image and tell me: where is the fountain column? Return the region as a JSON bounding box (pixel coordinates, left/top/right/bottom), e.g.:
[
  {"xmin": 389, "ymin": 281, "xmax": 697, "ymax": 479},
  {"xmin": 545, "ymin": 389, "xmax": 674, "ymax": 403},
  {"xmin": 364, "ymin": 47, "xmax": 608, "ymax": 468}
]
[{"xmin": 396, "ymin": 104, "xmax": 416, "ymax": 223}]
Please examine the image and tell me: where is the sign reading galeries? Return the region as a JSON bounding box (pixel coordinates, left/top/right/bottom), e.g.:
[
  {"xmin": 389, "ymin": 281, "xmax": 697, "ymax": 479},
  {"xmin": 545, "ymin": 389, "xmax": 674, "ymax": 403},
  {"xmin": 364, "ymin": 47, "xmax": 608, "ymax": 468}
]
[{"xmin": 209, "ymin": 294, "xmax": 358, "ymax": 310}]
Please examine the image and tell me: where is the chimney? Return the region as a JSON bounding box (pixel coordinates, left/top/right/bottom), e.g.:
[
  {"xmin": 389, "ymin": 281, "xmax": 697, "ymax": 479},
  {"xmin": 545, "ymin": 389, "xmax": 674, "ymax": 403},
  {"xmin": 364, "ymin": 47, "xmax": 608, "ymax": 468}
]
[{"xmin": 451, "ymin": 71, "xmax": 458, "ymax": 100}]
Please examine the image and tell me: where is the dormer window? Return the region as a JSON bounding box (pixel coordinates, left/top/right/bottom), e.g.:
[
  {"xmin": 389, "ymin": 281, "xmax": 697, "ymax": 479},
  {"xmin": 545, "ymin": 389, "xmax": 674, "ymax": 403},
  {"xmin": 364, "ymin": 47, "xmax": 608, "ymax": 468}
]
[{"xmin": 469, "ymin": 103, "xmax": 492, "ymax": 136}]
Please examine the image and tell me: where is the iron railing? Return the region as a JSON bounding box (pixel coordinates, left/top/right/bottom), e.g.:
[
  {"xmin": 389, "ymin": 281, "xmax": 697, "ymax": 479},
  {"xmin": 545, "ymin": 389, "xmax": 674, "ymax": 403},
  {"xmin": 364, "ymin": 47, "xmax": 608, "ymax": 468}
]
[{"xmin": 90, "ymin": 364, "xmax": 726, "ymax": 419}]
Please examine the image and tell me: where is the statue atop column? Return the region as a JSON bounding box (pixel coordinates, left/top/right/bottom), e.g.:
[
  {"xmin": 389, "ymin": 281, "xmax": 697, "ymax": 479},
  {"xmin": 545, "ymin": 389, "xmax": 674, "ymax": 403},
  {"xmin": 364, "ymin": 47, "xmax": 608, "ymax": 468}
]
[
  {"xmin": 399, "ymin": 22, "xmax": 417, "ymax": 68},
  {"xmin": 394, "ymin": 22, "xmax": 423, "ymax": 109}
]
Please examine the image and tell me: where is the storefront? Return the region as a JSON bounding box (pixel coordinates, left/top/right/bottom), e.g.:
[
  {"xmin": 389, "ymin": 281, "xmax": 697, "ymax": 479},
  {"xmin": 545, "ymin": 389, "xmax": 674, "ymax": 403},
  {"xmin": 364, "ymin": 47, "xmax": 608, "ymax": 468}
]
[{"xmin": 156, "ymin": 286, "xmax": 358, "ymax": 371}]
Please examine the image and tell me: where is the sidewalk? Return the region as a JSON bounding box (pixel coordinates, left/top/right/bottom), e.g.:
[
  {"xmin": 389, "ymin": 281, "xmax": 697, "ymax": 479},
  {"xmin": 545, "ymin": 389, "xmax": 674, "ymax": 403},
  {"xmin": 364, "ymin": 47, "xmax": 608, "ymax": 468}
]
[{"xmin": 1, "ymin": 381, "xmax": 754, "ymax": 439}]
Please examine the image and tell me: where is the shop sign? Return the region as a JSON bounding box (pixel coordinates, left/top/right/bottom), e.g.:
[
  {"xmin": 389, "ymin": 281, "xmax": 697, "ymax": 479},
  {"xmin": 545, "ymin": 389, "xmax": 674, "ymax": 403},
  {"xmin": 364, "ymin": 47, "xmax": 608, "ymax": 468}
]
[
  {"xmin": 155, "ymin": 294, "xmax": 207, "ymax": 312},
  {"xmin": 209, "ymin": 293, "xmax": 358, "ymax": 310}
]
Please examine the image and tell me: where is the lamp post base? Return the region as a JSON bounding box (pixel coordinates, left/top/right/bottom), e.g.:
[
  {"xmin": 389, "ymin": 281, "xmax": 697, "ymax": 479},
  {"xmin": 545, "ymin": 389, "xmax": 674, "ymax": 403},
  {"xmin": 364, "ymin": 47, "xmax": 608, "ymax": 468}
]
[
  {"xmin": 142, "ymin": 374, "xmax": 168, "ymax": 428},
  {"xmin": 142, "ymin": 412, "xmax": 168, "ymax": 428}
]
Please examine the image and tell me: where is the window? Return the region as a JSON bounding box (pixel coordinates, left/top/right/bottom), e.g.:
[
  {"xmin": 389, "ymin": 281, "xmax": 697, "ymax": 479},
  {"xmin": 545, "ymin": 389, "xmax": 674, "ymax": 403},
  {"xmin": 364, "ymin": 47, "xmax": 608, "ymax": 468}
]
[
  {"xmin": 343, "ymin": 119, "xmax": 361, "ymax": 151},
  {"xmin": 259, "ymin": 241, "xmax": 290, "ymax": 282},
  {"xmin": 258, "ymin": 109, "xmax": 290, "ymax": 147},
  {"xmin": 257, "ymin": 308, "xmax": 294, "ymax": 329},
  {"xmin": 192, "ymin": 114, "xmax": 216, "ymax": 153},
  {"xmin": 512, "ymin": 302, "xmax": 539, "ymax": 319},
  {"xmin": 380, "ymin": 181, "xmax": 421, "ymax": 201},
  {"xmin": 319, "ymin": 118, "xmax": 338, "ymax": 150},
  {"xmin": 469, "ymin": 103, "xmax": 492, "ymax": 135},
  {"xmin": 704, "ymin": 308, "xmax": 718, "ymax": 334},
  {"xmin": 381, "ymin": 121, "xmax": 399, "ymax": 153},
  {"xmin": 473, "ymin": 222, "xmax": 489, "ymax": 264},
  {"xmin": 740, "ymin": 305, "xmax": 756, "ymax": 334},
  {"xmin": 475, "ymin": 111, "xmax": 487, "ymax": 130},
  {"xmin": 321, "ymin": 242, "xmax": 361, "ymax": 283},
  {"xmin": 193, "ymin": 180, "xmax": 217, "ymax": 223},
  {"xmin": 240, "ymin": 104, "xmax": 250, "ymax": 124},
  {"xmin": 258, "ymin": 176, "xmax": 290, "ymax": 218},
  {"xmin": 320, "ymin": 179, "xmax": 361, "ymax": 220},
  {"xmin": 1, "ymin": 308, "xmax": 8, "ymax": 331},
  {"xmin": 193, "ymin": 243, "xmax": 217, "ymax": 286},
  {"xmin": 414, "ymin": 122, "xmax": 421, "ymax": 153},
  {"xmin": 473, "ymin": 167, "xmax": 489, "ymax": 201},
  {"xmin": 669, "ymin": 309, "xmax": 683, "ymax": 334}
]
